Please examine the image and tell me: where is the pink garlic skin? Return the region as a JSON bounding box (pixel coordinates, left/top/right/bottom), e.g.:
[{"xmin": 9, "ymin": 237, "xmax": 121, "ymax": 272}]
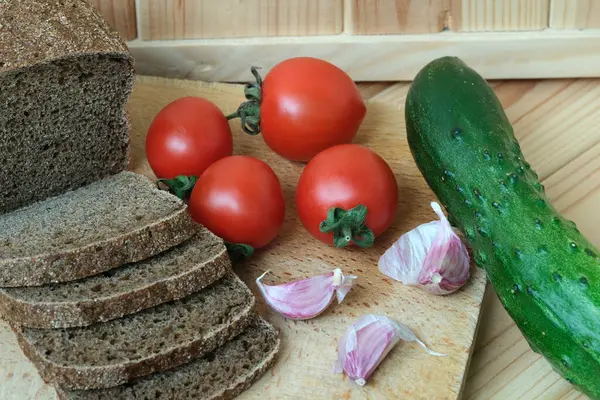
[
  {"xmin": 378, "ymin": 220, "xmax": 438, "ymax": 285},
  {"xmin": 256, "ymin": 268, "xmax": 357, "ymax": 320},
  {"xmin": 333, "ymin": 315, "xmax": 401, "ymax": 386},
  {"xmin": 418, "ymin": 202, "xmax": 470, "ymax": 294},
  {"xmin": 333, "ymin": 315, "xmax": 444, "ymax": 386},
  {"xmin": 378, "ymin": 202, "xmax": 471, "ymax": 295}
]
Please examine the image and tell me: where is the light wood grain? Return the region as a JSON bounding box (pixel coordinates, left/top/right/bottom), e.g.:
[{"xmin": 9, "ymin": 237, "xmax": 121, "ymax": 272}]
[
  {"xmin": 504, "ymin": 79, "xmax": 600, "ymax": 181},
  {"xmin": 136, "ymin": 0, "xmax": 343, "ymax": 40},
  {"xmin": 0, "ymin": 76, "xmax": 486, "ymax": 399},
  {"xmin": 450, "ymin": 0, "xmax": 549, "ymax": 31},
  {"xmin": 131, "ymin": 77, "xmax": 487, "ymax": 399},
  {"xmin": 0, "ymin": 321, "xmax": 55, "ymax": 400},
  {"xmin": 467, "ymin": 292, "xmax": 589, "ymax": 399},
  {"xmin": 550, "ymin": 0, "xmax": 600, "ymax": 29},
  {"xmin": 88, "ymin": 0, "xmax": 137, "ymax": 40},
  {"xmin": 348, "ymin": 0, "xmax": 450, "ymax": 34},
  {"xmin": 126, "ymin": 30, "xmax": 600, "ymax": 82}
]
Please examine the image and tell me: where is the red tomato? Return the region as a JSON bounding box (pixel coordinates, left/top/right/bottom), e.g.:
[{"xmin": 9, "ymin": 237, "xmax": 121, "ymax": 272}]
[
  {"xmin": 189, "ymin": 156, "xmax": 285, "ymax": 249},
  {"xmin": 146, "ymin": 96, "xmax": 233, "ymax": 179},
  {"xmin": 296, "ymin": 144, "xmax": 398, "ymax": 247},
  {"xmin": 241, "ymin": 57, "xmax": 366, "ymax": 162}
]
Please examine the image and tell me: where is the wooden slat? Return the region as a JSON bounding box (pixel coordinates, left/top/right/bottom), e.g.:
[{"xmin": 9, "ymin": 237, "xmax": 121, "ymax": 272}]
[
  {"xmin": 550, "ymin": 0, "xmax": 600, "ymax": 29},
  {"xmin": 88, "ymin": 0, "xmax": 137, "ymax": 40},
  {"xmin": 127, "ymin": 30, "xmax": 600, "ymax": 82},
  {"xmin": 450, "ymin": 0, "xmax": 549, "ymax": 31},
  {"xmin": 513, "ymin": 80, "xmax": 600, "ymax": 181},
  {"xmin": 348, "ymin": 0, "xmax": 450, "ymax": 34},
  {"xmin": 467, "ymin": 294, "xmax": 588, "ymax": 399},
  {"xmin": 137, "ymin": 0, "xmax": 343, "ymax": 40},
  {"xmin": 355, "ymin": 82, "xmax": 397, "ymax": 100}
]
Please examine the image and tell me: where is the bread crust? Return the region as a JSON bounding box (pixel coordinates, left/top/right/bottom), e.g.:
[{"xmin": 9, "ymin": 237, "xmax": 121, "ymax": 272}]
[
  {"xmin": 0, "ymin": 0, "xmax": 135, "ymax": 213},
  {"xmin": 0, "ymin": 206, "xmax": 196, "ymax": 287},
  {"xmin": 0, "ymin": 234, "xmax": 230, "ymax": 328},
  {"xmin": 53, "ymin": 317, "xmax": 281, "ymax": 400},
  {"xmin": 208, "ymin": 320, "xmax": 281, "ymax": 400},
  {"xmin": 13, "ymin": 273, "xmax": 256, "ymax": 391},
  {"xmin": 0, "ymin": 0, "xmax": 133, "ymax": 72}
]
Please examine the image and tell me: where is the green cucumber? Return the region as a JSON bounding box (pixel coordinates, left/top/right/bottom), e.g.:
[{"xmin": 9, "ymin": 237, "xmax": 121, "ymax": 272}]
[{"xmin": 405, "ymin": 56, "xmax": 600, "ymax": 399}]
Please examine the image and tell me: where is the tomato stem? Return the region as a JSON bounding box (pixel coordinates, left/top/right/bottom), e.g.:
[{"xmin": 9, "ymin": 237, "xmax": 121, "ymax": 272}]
[
  {"xmin": 225, "ymin": 242, "xmax": 255, "ymax": 262},
  {"xmin": 156, "ymin": 175, "xmax": 198, "ymax": 201},
  {"xmin": 319, "ymin": 204, "xmax": 375, "ymax": 248},
  {"xmin": 226, "ymin": 66, "xmax": 263, "ymax": 135}
]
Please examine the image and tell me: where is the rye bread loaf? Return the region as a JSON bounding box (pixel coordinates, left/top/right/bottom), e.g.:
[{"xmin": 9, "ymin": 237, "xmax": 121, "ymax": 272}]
[
  {"xmin": 57, "ymin": 316, "xmax": 280, "ymax": 400},
  {"xmin": 0, "ymin": 0, "xmax": 135, "ymax": 214},
  {"xmin": 13, "ymin": 272, "xmax": 255, "ymax": 391},
  {"xmin": 0, "ymin": 227, "xmax": 229, "ymax": 328},
  {"xmin": 0, "ymin": 171, "xmax": 196, "ymax": 287}
]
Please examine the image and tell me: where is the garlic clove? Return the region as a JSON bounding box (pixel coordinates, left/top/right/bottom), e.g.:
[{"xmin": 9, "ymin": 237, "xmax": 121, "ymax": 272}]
[
  {"xmin": 333, "ymin": 314, "xmax": 444, "ymax": 386},
  {"xmin": 378, "ymin": 220, "xmax": 439, "ymax": 285},
  {"xmin": 256, "ymin": 268, "xmax": 357, "ymax": 320},
  {"xmin": 378, "ymin": 202, "xmax": 471, "ymax": 295},
  {"xmin": 417, "ymin": 202, "xmax": 471, "ymax": 294}
]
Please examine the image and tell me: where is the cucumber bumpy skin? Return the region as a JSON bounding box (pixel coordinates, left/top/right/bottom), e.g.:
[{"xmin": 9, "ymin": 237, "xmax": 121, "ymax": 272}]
[{"xmin": 405, "ymin": 56, "xmax": 600, "ymax": 399}]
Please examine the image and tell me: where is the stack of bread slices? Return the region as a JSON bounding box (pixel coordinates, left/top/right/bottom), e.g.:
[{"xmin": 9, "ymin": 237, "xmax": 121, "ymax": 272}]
[{"xmin": 0, "ymin": 1, "xmax": 279, "ymax": 399}]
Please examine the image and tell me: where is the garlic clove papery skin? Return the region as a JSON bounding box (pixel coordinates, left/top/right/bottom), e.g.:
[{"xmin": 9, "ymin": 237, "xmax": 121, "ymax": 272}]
[
  {"xmin": 417, "ymin": 202, "xmax": 471, "ymax": 294},
  {"xmin": 333, "ymin": 315, "xmax": 444, "ymax": 386},
  {"xmin": 378, "ymin": 202, "xmax": 471, "ymax": 295},
  {"xmin": 333, "ymin": 315, "xmax": 401, "ymax": 386},
  {"xmin": 333, "ymin": 268, "xmax": 356, "ymax": 303},
  {"xmin": 378, "ymin": 220, "xmax": 439, "ymax": 285},
  {"xmin": 256, "ymin": 268, "xmax": 357, "ymax": 320}
]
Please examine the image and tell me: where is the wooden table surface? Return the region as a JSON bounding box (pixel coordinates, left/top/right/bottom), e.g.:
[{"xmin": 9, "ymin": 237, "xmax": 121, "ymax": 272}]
[{"xmin": 353, "ymin": 79, "xmax": 599, "ymax": 400}]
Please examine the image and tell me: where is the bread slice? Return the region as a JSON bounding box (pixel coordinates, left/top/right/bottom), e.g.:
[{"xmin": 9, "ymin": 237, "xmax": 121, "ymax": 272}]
[
  {"xmin": 13, "ymin": 272, "xmax": 255, "ymax": 390},
  {"xmin": 0, "ymin": 0, "xmax": 135, "ymax": 214},
  {"xmin": 57, "ymin": 316, "xmax": 280, "ymax": 400},
  {"xmin": 0, "ymin": 171, "xmax": 196, "ymax": 287},
  {"xmin": 0, "ymin": 227, "xmax": 229, "ymax": 329}
]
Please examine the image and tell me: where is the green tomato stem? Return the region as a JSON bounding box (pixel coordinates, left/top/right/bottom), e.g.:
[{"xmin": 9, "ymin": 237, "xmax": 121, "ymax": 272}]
[
  {"xmin": 319, "ymin": 204, "xmax": 375, "ymax": 248},
  {"xmin": 225, "ymin": 242, "xmax": 255, "ymax": 263},
  {"xmin": 226, "ymin": 66, "xmax": 263, "ymax": 135},
  {"xmin": 156, "ymin": 175, "xmax": 198, "ymax": 201}
]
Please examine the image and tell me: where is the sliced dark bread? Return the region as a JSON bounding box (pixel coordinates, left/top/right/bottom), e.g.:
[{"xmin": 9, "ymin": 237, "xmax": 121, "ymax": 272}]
[
  {"xmin": 0, "ymin": 227, "xmax": 229, "ymax": 328},
  {"xmin": 13, "ymin": 272, "xmax": 255, "ymax": 390},
  {"xmin": 0, "ymin": 0, "xmax": 135, "ymax": 214},
  {"xmin": 57, "ymin": 316, "xmax": 280, "ymax": 400},
  {"xmin": 0, "ymin": 171, "xmax": 196, "ymax": 287}
]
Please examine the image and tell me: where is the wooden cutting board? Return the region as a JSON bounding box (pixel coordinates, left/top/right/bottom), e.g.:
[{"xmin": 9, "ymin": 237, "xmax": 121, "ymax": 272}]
[{"xmin": 0, "ymin": 76, "xmax": 486, "ymax": 400}]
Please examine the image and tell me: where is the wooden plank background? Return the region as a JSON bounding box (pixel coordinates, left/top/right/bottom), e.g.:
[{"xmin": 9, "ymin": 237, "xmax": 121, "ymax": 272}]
[
  {"xmin": 88, "ymin": 0, "xmax": 137, "ymax": 40},
  {"xmin": 550, "ymin": 0, "xmax": 600, "ymax": 28},
  {"xmin": 124, "ymin": 31, "xmax": 600, "ymax": 82},
  {"xmin": 90, "ymin": 0, "xmax": 600, "ymax": 40},
  {"xmin": 136, "ymin": 0, "xmax": 343, "ymax": 40},
  {"xmin": 451, "ymin": 0, "xmax": 549, "ymax": 31},
  {"xmin": 347, "ymin": 0, "xmax": 450, "ymax": 34},
  {"xmin": 84, "ymin": 0, "xmax": 600, "ymax": 80}
]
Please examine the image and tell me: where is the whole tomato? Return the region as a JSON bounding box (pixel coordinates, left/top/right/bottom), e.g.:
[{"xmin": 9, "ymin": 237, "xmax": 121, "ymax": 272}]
[
  {"xmin": 228, "ymin": 58, "xmax": 366, "ymax": 162},
  {"xmin": 146, "ymin": 96, "xmax": 233, "ymax": 179},
  {"xmin": 296, "ymin": 144, "xmax": 398, "ymax": 248},
  {"xmin": 189, "ymin": 156, "xmax": 285, "ymax": 250}
]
